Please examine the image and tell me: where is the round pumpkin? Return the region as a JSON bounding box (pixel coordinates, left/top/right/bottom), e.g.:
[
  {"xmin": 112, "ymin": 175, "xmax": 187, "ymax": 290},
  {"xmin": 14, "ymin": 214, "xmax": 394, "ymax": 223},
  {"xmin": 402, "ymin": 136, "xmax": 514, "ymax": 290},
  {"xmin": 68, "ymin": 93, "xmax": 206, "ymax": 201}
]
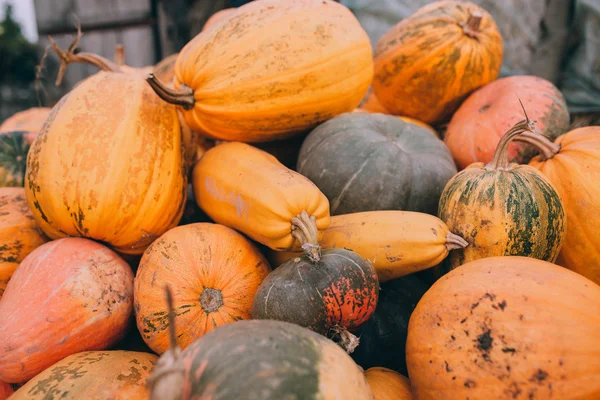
[
  {"xmin": 365, "ymin": 367, "xmax": 413, "ymax": 400},
  {"xmin": 135, "ymin": 223, "xmax": 271, "ymax": 355},
  {"xmin": 152, "ymin": 52, "xmax": 179, "ymax": 84},
  {"xmin": 360, "ymin": 88, "xmax": 389, "ymax": 114},
  {"xmin": 0, "ymin": 238, "xmax": 134, "ymax": 383},
  {"xmin": 438, "ymin": 119, "xmax": 566, "ymax": 270},
  {"xmin": 0, "ymin": 107, "xmax": 51, "ymax": 135},
  {"xmin": 146, "ymin": 0, "xmax": 373, "ymax": 142},
  {"xmin": 297, "ymin": 112, "xmax": 457, "ymax": 216},
  {"xmin": 0, "ymin": 130, "xmax": 36, "ymax": 187},
  {"xmin": 444, "ymin": 75, "xmax": 570, "ymax": 169},
  {"xmin": 149, "ymin": 319, "xmax": 374, "ymax": 399},
  {"xmin": 0, "ymin": 381, "xmax": 12, "ymax": 400},
  {"xmin": 353, "ymin": 108, "xmax": 439, "ymax": 137},
  {"xmin": 406, "ymin": 256, "xmax": 600, "ymax": 400},
  {"xmin": 373, "ymin": 0, "xmax": 503, "ymax": 125},
  {"xmin": 0, "ymin": 187, "xmax": 48, "ymax": 299},
  {"xmin": 516, "ymin": 126, "xmax": 600, "ymax": 285},
  {"xmin": 11, "ymin": 351, "xmax": 157, "ymax": 400},
  {"xmin": 202, "ymin": 7, "xmax": 236, "ymax": 31}
]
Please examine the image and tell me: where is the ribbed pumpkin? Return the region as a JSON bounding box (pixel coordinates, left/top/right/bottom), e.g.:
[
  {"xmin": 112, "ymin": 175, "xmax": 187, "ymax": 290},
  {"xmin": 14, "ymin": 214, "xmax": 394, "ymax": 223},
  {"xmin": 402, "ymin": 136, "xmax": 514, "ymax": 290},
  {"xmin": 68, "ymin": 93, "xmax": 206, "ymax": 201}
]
[
  {"xmin": 0, "ymin": 187, "xmax": 48, "ymax": 299},
  {"xmin": 0, "ymin": 381, "xmax": 12, "ymax": 400},
  {"xmin": 11, "ymin": 351, "xmax": 157, "ymax": 400},
  {"xmin": 202, "ymin": 7, "xmax": 236, "ymax": 31},
  {"xmin": 297, "ymin": 112, "xmax": 456, "ymax": 216},
  {"xmin": 0, "ymin": 131, "xmax": 36, "ymax": 187},
  {"xmin": 193, "ymin": 141, "xmax": 330, "ymax": 251},
  {"xmin": 438, "ymin": 118, "xmax": 566, "ymax": 270},
  {"xmin": 148, "ymin": 319, "xmax": 374, "ymax": 400},
  {"xmin": 406, "ymin": 256, "xmax": 600, "ymax": 400},
  {"xmin": 0, "ymin": 238, "xmax": 133, "ymax": 383},
  {"xmin": 365, "ymin": 368, "xmax": 413, "ymax": 400},
  {"xmin": 146, "ymin": 0, "xmax": 373, "ymax": 142},
  {"xmin": 0, "ymin": 107, "xmax": 51, "ymax": 135},
  {"xmin": 444, "ymin": 75, "xmax": 570, "ymax": 169},
  {"xmin": 268, "ymin": 211, "xmax": 468, "ymax": 282},
  {"xmin": 25, "ymin": 42, "xmax": 186, "ymax": 255},
  {"xmin": 514, "ymin": 126, "xmax": 600, "ymax": 285},
  {"xmin": 134, "ymin": 223, "xmax": 271, "ymax": 354},
  {"xmin": 373, "ymin": 0, "xmax": 503, "ymax": 125}
]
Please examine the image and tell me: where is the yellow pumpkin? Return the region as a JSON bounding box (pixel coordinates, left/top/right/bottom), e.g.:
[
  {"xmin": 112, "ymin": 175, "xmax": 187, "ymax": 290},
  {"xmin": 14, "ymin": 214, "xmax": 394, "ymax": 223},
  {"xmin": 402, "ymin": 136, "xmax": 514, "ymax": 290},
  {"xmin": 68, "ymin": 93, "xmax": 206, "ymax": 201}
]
[{"xmin": 365, "ymin": 367, "xmax": 413, "ymax": 400}]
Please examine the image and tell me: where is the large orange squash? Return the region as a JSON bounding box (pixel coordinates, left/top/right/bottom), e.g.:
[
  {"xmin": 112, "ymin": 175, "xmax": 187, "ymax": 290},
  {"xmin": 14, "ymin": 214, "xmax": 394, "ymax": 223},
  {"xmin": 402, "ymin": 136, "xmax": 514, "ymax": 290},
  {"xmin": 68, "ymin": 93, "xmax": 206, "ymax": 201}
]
[
  {"xmin": 365, "ymin": 367, "xmax": 413, "ymax": 400},
  {"xmin": 444, "ymin": 75, "xmax": 570, "ymax": 169},
  {"xmin": 0, "ymin": 187, "xmax": 48, "ymax": 299},
  {"xmin": 0, "ymin": 381, "xmax": 12, "ymax": 400},
  {"xmin": 0, "ymin": 107, "xmax": 51, "ymax": 135},
  {"xmin": 406, "ymin": 256, "xmax": 600, "ymax": 400},
  {"xmin": 373, "ymin": 1, "xmax": 503, "ymax": 125},
  {"xmin": 515, "ymin": 126, "xmax": 600, "ymax": 285},
  {"xmin": 0, "ymin": 238, "xmax": 134, "ymax": 383},
  {"xmin": 147, "ymin": 0, "xmax": 373, "ymax": 142},
  {"xmin": 134, "ymin": 223, "xmax": 271, "ymax": 354},
  {"xmin": 202, "ymin": 7, "xmax": 236, "ymax": 31}
]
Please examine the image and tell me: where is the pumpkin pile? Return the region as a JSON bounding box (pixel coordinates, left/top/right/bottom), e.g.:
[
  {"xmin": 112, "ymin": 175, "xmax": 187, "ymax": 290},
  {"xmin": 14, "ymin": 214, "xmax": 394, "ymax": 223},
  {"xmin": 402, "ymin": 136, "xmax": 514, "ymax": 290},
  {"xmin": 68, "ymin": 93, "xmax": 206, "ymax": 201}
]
[{"xmin": 0, "ymin": 0, "xmax": 598, "ymax": 399}]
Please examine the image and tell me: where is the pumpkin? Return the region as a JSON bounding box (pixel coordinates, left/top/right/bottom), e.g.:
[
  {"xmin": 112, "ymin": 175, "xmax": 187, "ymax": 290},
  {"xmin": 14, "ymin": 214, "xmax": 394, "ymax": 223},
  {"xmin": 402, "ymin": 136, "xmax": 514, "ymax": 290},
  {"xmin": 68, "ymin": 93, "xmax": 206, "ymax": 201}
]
[
  {"xmin": 0, "ymin": 107, "xmax": 51, "ymax": 135},
  {"xmin": 360, "ymin": 88, "xmax": 389, "ymax": 114},
  {"xmin": 365, "ymin": 368, "xmax": 413, "ymax": 400},
  {"xmin": 514, "ymin": 126, "xmax": 600, "ymax": 285},
  {"xmin": 193, "ymin": 141, "xmax": 330, "ymax": 251},
  {"xmin": 351, "ymin": 275, "xmax": 428, "ymax": 375},
  {"xmin": 268, "ymin": 211, "xmax": 468, "ymax": 282},
  {"xmin": 146, "ymin": 0, "xmax": 373, "ymax": 142},
  {"xmin": 149, "ymin": 318, "xmax": 374, "ymax": 400},
  {"xmin": 0, "ymin": 382, "xmax": 12, "ymax": 400},
  {"xmin": 444, "ymin": 75, "xmax": 571, "ymax": 169},
  {"xmin": 0, "ymin": 238, "xmax": 133, "ymax": 383},
  {"xmin": 0, "ymin": 131, "xmax": 36, "ymax": 187},
  {"xmin": 11, "ymin": 351, "xmax": 157, "ymax": 400},
  {"xmin": 372, "ymin": 0, "xmax": 503, "ymax": 125},
  {"xmin": 134, "ymin": 222, "xmax": 271, "ymax": 354},
  {"xmin": 353, "ymin": 108, "xmax": 439, "ymax": 137},
  {"xmin": 25, "ymin": 39, "xmax": 187, "ymax": 255},
  {"xmin": 152, "ymin": 52, "xmax": 179, "ymax": 84},
  {"xmin": 297, "ymin": 112, "xmax": 456, "ymax": 216},
  {"xmin": 202, "ymin": 7, "xmax": 237, "ymax": 31},
  {"xmin": 253, "ymin": 245, "xmax": 379, "ymax": 353},
  {"xmin": 438, "ymin": 118, "xmax": 566, "ymax": 270},
  {"xmin": 406, "ymin": 256, "xmax": 600, "ymax": 399},
  {"xmin": 0, "ymin": 187, "xmax": 48, "ymax": 299}
]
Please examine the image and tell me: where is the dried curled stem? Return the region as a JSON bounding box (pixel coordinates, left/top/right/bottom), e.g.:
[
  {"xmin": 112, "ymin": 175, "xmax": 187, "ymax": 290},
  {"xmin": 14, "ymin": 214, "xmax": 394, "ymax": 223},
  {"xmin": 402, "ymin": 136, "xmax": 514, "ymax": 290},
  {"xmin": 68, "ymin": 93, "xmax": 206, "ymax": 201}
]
[
  {"xmin": 146, "ymin": 73, "xmax": 196, "ymax": 110},
  {"xmin": 291, "ymin": 210, "xmax": 322, "ymax": 262},
  {"xmin": 114, "ymin": 44, "xmax": 125, "ymax": 66},
  {"xmin": 329, "ymin": 325, "xmax": 360, "ymax": 354},
  {"xmin": 445, "ymin": 232, "xmax": 469, "ymax": 251},
  {"xmin": 513, "ymin": 132, "xmax": 561, "ymax": 161}
]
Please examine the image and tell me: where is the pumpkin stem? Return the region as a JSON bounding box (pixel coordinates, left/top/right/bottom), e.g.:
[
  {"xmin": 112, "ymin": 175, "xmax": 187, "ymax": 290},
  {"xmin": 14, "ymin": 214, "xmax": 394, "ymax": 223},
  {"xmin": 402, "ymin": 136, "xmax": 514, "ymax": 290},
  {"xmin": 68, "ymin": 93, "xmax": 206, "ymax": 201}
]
[
  {"xmin": 462, "ymin": 11, "xmax": 483, "ymax": 39},
  {"xmin": 513, "ymin": 131, "xmax": 561, "ymax": 161},
  {"xmin": 48, "ymin": 24, "xmax": 121, "ymax": 86},
  {"xmin": 146, "ymin": 73, "xmax": 196, "ymax": 110},
  {"xmin": 445, "ymin": 232, "xmax": 469, "ymax": 251},
  {"xmin": 114, "ymin": 44, "xmax": 125, "ymax": 66},
  {"xmin": 329, "ymin": 325, "xmax": 360, "ymax": 354},
  {"xmin": 291, "ymin": 210, "xmax": 322, "ymax": 262},
  {"xmin": 486, "ymin": 118, "xmax": 538, "ymax": 170}
]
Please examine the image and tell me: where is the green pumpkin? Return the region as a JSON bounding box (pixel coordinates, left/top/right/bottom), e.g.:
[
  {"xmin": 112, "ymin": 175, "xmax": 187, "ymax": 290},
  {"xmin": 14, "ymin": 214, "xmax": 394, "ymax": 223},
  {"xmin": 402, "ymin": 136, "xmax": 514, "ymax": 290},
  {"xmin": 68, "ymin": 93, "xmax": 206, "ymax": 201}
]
[{"xmin": 0, "ymin": 131, "xmax": 34, "ymax": 187}]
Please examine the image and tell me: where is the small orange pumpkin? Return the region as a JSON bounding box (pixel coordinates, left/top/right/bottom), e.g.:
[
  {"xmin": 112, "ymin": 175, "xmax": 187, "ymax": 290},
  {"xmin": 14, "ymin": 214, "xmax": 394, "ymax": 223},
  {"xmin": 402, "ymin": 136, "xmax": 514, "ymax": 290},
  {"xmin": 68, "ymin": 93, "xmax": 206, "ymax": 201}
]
[
  {"xmin": 0, "ymin": 108, "xmax": 51, "ymax": 136},
  {"xmin": 365, "ymin": 367, "xmax": 413, "ymax": 400}
]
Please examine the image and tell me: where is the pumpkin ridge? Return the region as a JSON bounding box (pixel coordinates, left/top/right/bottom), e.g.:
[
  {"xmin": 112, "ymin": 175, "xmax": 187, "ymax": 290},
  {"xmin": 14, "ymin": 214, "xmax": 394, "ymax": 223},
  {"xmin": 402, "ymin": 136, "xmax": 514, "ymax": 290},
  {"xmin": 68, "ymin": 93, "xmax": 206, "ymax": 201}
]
[{"xmin": 329, "ymin": 154, "xmax": 375, "ymax": 214}]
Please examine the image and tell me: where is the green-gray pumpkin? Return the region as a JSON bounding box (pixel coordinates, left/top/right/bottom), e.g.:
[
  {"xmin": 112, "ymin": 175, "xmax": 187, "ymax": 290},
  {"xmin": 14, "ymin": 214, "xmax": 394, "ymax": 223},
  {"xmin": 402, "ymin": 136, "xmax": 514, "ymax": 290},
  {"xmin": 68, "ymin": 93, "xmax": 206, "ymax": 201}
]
[
  {"xmin": 297, "ymin": 113, "xmax": 457, "ymax": 216},
  {"xmin": 0, "ymin": 131, "xmax": 34, "ymax": 187}
]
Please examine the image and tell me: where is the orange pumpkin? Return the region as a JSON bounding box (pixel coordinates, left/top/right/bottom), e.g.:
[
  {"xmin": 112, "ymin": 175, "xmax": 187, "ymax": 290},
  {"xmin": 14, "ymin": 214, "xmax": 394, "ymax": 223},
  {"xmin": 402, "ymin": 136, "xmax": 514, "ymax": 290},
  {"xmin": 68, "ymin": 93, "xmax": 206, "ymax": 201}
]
[
  {"xmin": 0, "ymin": 238, "xmax": 134, "ymax": 383},
  {"xmin": 353, "ymin": 108, "xmax": 439, "ymax": 136},
  {"xmin": 0, "ymin": 381, "xmax": 12, "ymax": 400},
  {"xmin": 0, "ymin": 187, "xmax": 48, "ymax": 299},
  {"xmin": 406, "ymin": 256, "xmax": 600, "ymax": 399},
  {"xmin": 11, "ymin": 351, "xmax": 157, "ymax": 399},
  {"xmin": 360, "ymin": 88, "xmax": 389, "ymax": 114},
  {"xmin": 444, "ymin": 75, "xmax": 570, "ymax": 169},
  {"xmin": 152, "ymin": 52, "xmax": 179, "ymax": 84},
  {"xmin": 147, "ymin": 0, "xmax": 373, "ymax": 142},
  {"xmin": 0, "ymin": 108, "xmax": 51, "ymax": 135},
  {"xmin": 365, "ymin": 367, "xmax": 413, "ymax": 400},
  {"xmin": 373, "ymin": 0, "xmax": 503, "ymax": 125},
  {"xmin": 202, "ymin": 8, "xmax": 237, "ymax": 31},
  {"xmin": 134, "ymin": 223, "xmax": 271, "ymax": 354}
]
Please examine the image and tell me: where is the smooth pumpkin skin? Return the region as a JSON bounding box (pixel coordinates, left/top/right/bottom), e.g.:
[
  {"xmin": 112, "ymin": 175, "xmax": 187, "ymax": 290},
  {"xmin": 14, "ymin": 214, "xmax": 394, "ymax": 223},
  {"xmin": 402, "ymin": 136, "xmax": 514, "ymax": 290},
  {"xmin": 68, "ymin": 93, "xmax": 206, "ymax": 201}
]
[
  {"xmin": 175, "ymin": 319, "xmax": 374, "ymax": 399},
  {"xmin": 25, "ymin": 72, "xmax": 187, "ymax": 255},
  {"xmin": 173, "ymin": 0, "xmax": 373, "ymax": 142},
  {"xmin": 193, "ymin": 142, "xmax": 330, "ymax": 251},
  {"xmin": 527, "ymin": 127, "xmax": 600, "ymax": 284},
  {"xmin": 0, "ymin": 381, "xmax": 12, "ymax": 400},
  {"xmin": 134, "ymin": 223, "xmax": 271, "ymax": 354},
  {"xmin": 202, "ymin": 7, "xmax": 236, "ymax": 31},
  {"xmin": 268, "ymin": 211, "xmax": 465, "ymax": 282},
  {"xmin": 297, "ymin": 112, "xmax": 456, "ymax": 216},
  {"xmin": 0, "ymin": 107, "xmax": 51, "ymax": 135},
  {"xmin": 0, "ymin": 238, "xmax": 134, "ymax": 383},
  {"xmin": 445, "ymin": 75, "xmax": 570, "ymax": 169},
  {"xmin": 373, "ymin": 0, "xmax": 503, "ymax": 125},
  {"xmin": 0, "ymin": 131, "xmax": 36, "ymax": 187},
  {"xmin": 365, "ymin": 368, "xmax": 413, "ymax": 400},
  {"xmin": 0, "ymin": 187, "xmax": 48, "ymax": 299},
  {"xmin": 11, "ymin": 351, "xmax": 157, "ymax": 400},
  {"xmin": 406, "ymin": 256, "xmax": 600, "ymax": 400}
]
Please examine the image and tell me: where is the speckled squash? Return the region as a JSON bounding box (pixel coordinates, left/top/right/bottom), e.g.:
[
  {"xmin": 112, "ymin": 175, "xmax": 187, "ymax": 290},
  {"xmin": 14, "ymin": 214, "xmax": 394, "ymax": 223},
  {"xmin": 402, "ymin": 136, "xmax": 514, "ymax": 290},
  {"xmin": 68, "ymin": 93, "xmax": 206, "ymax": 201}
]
[
  {"xmin": 0, "ymin": 187, "xmax": 48, "ymax": 299},
  {"xmin": 0, "ymin": 107, "xmax": 51, "ymax": 135},
  {"xmin": 147, "ymin": 0, "xmax": 373, "ymax": 142},
  {"xmin": 202, "ymin": 7, "xmax": 237, "ymax": 31},
  {"xmin": 438, "ymin": 119, "xmax": 566, "ymax": 270},
  {"xmin": 0, "ymin": 381, "xmax": 12, "ymax": 400},
  {"xmin": 134, "ymin": 223, "xmax": 271, "ymax": 354},
  {"xmin": 365, "ymin": 368, "xmax": 413, "ymax": 400},
  {"xmin": 11, "ymin": 351, "xmax": 157, "ymax": 400},
  {"xmin": 0, "ymin": 238, "xmax": 133, "ymax": 383},
  {"xmin": 0, "ymin": 131, "xmax": 36, "ymax": 187},
  {"xmin": 297, "ymin": 112, "xmax": 456, "ymax": 216},
  {"xmin": 444, "ymin": 75, "xmax": 570, "ymax": 169},
  {"xmin": 406, "ymin": 256, "xmax": 600, "ymax": 400},
  {"xmin": 373, "ymin": 1, "xmax": 503, "ymax": 125}
]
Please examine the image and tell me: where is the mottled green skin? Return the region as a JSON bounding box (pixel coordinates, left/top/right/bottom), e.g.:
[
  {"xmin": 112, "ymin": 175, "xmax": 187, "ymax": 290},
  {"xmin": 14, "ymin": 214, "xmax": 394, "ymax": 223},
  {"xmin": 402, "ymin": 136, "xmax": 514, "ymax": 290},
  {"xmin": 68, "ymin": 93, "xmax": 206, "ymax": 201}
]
[
  {"xmin": 438, "ymin": 164, "xmax": 566, "ymax": 270},
  {"xmin": 0, "ymin": 131, "xmax": 31, "ymax": 187}
]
